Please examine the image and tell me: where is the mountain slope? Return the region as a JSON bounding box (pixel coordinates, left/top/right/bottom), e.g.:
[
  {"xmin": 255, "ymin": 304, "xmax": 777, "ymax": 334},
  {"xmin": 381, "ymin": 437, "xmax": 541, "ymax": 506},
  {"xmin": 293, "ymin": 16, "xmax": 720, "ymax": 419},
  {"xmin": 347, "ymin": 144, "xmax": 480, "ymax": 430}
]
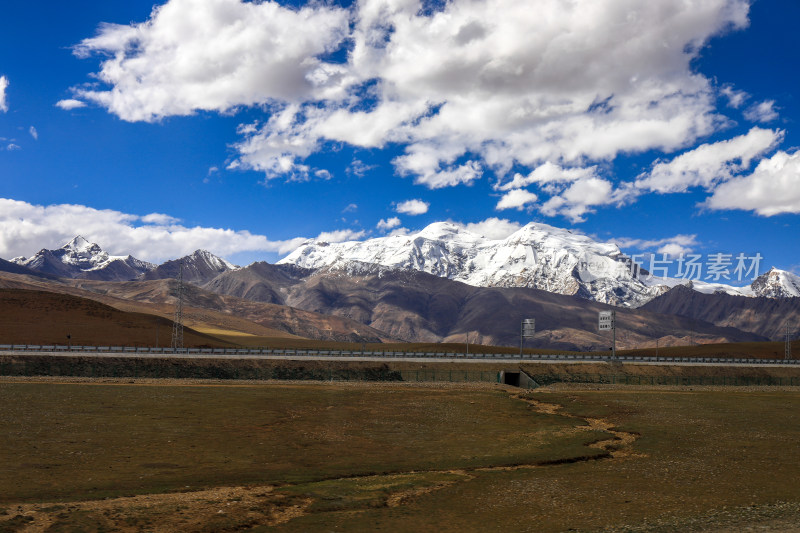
[
  {"xmin": 0, "ymin": 270, "xmax": 394, "ymax": 344},
  {"xmin": 205, "ymin": 264, "xmax": 766, "ymax": 350},
  {"xmin": 0, "ymin": 257, "xmax": 60, "ymax": 280},
  {"xmin": 641, "ymin": 283, "xmax": 800, "ymax": 340},
  {"xmin": 0, "ymin": 288, "xmax": 231, "ymax": 347},
  {"xmin": 202, "ymin": 262, "xmax": 310, "ymax": 304}
]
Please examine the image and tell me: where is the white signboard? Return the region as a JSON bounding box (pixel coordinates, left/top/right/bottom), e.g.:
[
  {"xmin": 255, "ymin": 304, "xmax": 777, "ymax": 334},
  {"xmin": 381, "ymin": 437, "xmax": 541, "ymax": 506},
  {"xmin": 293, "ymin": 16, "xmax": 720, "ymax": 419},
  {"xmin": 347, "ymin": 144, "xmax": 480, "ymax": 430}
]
[
  {"xmin": 598, "ymin": 311, "xmax": 614, "ymax": 331},
  {"xmin": 521, "ymin": 318, "xmax": 536, "ymax": 338}
]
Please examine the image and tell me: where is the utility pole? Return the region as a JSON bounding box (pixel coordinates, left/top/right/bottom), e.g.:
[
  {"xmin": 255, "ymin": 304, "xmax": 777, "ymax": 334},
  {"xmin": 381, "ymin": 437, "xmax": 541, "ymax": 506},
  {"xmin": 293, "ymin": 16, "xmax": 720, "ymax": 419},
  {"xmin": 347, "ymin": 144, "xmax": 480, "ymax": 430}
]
[
  {"xmin": 466, "ymin": 332, "xmax": 469, "ymax": 356},
  {"xmin": 171, "ymin": 262, "xmax": 184, "ymax": 351},
  {"xmin": 787, "ymin": 322, "xmax": 792, "ymax": 360},
  {"xmin": 655, "ymin": 338, "xmax": 659, "ymax": 360}
]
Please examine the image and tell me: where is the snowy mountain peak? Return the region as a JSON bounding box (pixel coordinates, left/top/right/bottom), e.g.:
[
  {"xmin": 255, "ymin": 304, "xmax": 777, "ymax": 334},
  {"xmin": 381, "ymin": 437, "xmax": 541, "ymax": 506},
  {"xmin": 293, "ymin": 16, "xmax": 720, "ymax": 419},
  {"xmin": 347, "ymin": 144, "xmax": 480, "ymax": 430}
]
[
  {"xmin": 140, "ymin": 249, "xmax": 238, "ymax": 283},
  {"xmin": 751, "ymin": 267, "xmax": 800, "ymax": 298},
  {"xmin": 190, "ymin": 249, "xmax": 238, "ymax": 272},
  {"xmin": 62, "ymin": 235, "xmax": 96, "ymax": 253},
  {"xmin": 11, "ymin": 237, "xmax": 155, "ymax": 281}
]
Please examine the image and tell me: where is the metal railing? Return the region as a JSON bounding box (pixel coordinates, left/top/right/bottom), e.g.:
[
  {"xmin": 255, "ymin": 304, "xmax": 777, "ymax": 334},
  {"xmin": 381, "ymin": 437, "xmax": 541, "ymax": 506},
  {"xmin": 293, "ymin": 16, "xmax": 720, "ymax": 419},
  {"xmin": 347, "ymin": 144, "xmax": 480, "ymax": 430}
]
[{"xmin": 0, "ymin": 344, "xmax": 797, "ymax": 365}]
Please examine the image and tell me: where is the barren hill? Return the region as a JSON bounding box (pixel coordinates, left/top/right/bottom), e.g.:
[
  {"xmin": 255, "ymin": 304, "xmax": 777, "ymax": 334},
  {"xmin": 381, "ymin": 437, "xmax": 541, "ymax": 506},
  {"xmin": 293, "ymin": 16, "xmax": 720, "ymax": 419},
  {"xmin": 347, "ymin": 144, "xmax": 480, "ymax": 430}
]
[
  {"xmin": 0, "ymin": 271, "xmax": 393, "ymax": 344},
  {"xmin": 0, "ymin": 289, "xmax": 230, "ymax": 347}
]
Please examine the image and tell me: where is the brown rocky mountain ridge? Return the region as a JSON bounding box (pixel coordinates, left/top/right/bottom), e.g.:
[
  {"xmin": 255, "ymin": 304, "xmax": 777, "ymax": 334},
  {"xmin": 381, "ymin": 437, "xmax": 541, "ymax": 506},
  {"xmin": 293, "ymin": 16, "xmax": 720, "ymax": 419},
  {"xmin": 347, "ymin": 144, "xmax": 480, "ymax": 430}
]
[
  {"xmin": 641, "ymin": 283, "xmax": 800, "ymax": 340},
  {"xmin": 198, "ymin": 262, "xmax": 766, "ymax": 350}
]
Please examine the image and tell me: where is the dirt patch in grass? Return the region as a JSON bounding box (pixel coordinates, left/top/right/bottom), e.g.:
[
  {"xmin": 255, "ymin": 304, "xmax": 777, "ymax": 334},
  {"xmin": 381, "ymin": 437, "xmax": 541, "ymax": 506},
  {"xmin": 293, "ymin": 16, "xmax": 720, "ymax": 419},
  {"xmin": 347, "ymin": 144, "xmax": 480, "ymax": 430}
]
[{"xmin": 0, "ymin": 485, "xmax": 311, "ymax": 533}]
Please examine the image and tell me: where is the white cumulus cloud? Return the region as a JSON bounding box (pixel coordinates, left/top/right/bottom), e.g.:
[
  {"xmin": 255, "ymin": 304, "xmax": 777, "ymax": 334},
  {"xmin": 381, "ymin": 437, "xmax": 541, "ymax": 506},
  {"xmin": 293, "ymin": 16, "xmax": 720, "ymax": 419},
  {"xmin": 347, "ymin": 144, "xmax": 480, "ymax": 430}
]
[
  {"xmin": 70, "ymin": 0, "xmax": 752, "ymax": 190},
  {"xmin": 56, "ymin": 99, "xmax": 87, "ymax": 110},
  {"xmin": 140, "ymin": 212, "xmax": 181, "ymax": 225},
  {"xmin": 315, "ymin": 229, "xmax": 366, "ymax": 243},
  {"xmin": 540, "ymin": 177, "xmax": 618, "ymax": 223},
  {"xmin": 720, "ymin": 84, "xmax": 747, "ymax": 108},
  {"xmin": 72, "ymin": 0, "xmax": 350, "ymax": 122},
  {"xmin": 0, "ymin": 75, "xmax": 8, "ymax": 112},
  {"xmin": 0, "ymin": 198, "xmax": 343, "ymax": 262},
  {"xmin": 744, "ymin": 100, "xmax": 779, "ymax": 123},
  {"xmin": 458, "ymin": 217, "xmax": 522, "ymax": 240},
  {"xmin": 376, "ymin": 217, "xmax": 401, "ymax": 231},
  {"xmin": 395, "ymin": 199, "xmax": 429, "ymax": 215},
  {"xmin": 495, "ymin": 189, "xmax": 538, "ymax": 211},
  {"xmin": 614, "ymin": 234, "xmax": 700, "ymax": 256},
  {"xmin": 497, "ymin": 163, "xmax": 600, "ymax": 191},
  {"xmin": 636, "ymin": 127, "xmax": 782, "ymax": 193},
  {"xmin": 704, "ymin": 151, "xmax": 800, "ymax": 216}
]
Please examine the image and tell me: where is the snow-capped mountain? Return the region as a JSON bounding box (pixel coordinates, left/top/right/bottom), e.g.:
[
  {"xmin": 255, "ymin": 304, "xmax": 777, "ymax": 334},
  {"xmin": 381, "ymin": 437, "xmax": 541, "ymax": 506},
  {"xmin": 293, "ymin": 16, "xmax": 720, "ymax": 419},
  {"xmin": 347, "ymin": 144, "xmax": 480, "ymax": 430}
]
[
  {"xmin": 751, "ymin": 267, "xmax": 800, "ymax": 298},
  {"xmin": 142, "ymin": 249, "xmax": 238, "ymax": 284},
  {"xmin": 12, "ymin": 236, "xmax": 155, "ymax": 281},
  {"xmin": 7, "ymin": 231, "xmax": 795, "ymax": 308},
  {"xmin": 279, "ymin": 222, "xmax": 796, "ymax": 307},
  {"xmin": 279, "ymin": 222, "xmax": 666, "ymax": 307}
]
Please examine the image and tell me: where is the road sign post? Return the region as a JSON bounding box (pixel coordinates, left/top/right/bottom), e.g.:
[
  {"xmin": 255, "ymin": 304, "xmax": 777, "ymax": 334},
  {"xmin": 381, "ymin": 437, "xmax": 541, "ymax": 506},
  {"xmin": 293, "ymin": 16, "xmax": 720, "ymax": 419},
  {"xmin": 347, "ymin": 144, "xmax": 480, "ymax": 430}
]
[
  {"xmin": 520, "ymin": 318, "xmax": 535, "ymax": 357},
  {"xmin": 599, "ymin": 310, "xmax": 616, "ymax": 359}
]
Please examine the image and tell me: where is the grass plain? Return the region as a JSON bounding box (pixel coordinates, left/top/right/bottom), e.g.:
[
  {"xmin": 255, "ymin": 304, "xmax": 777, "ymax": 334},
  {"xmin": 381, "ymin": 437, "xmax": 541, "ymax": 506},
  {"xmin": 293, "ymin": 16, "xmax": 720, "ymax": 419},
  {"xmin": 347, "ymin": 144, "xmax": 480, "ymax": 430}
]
[
  {"xmin": 2, "ymin": 380, "xmax": 800, "ymax": 531},
  {"xmin": 0, "ymin": 380, "xmax": 606, "ymax": 531}
]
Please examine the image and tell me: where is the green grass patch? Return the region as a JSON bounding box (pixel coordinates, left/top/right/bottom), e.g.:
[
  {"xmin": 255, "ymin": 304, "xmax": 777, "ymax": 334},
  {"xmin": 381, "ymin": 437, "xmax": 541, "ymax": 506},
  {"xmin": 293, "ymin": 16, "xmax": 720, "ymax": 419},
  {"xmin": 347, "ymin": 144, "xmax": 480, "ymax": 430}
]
[{"xmin": 278, "ymin": 471, "xmax": 469, "ymax": 513}]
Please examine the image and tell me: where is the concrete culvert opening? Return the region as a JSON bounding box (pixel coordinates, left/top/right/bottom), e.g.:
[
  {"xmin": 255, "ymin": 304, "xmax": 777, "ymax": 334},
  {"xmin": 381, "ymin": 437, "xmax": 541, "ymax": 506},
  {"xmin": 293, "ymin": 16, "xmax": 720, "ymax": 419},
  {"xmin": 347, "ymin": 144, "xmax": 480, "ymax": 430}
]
[
  {"xmin": 503, "ymin": 372, "xmax": 520, "ymax": 386},
  {"xmin": 499, "ymin": 370, "xmax": 540, "ymax": 389}
]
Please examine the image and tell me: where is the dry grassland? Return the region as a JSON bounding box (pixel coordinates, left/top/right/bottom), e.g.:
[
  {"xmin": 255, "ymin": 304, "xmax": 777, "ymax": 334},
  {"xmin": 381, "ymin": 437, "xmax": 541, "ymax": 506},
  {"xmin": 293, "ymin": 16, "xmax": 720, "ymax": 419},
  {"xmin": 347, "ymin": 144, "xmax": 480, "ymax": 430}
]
[{"xmin": 2, "ymin": 380, "xmax": 800, "ymax": 531}]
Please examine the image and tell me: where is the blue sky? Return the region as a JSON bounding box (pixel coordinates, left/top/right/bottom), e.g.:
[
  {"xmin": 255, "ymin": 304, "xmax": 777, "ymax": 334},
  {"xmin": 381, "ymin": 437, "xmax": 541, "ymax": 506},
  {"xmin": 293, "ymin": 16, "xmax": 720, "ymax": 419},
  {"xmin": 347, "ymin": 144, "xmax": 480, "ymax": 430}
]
[{"xmin": 0, "ymin": 0, "xmax": 798, "ymax": 282}]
